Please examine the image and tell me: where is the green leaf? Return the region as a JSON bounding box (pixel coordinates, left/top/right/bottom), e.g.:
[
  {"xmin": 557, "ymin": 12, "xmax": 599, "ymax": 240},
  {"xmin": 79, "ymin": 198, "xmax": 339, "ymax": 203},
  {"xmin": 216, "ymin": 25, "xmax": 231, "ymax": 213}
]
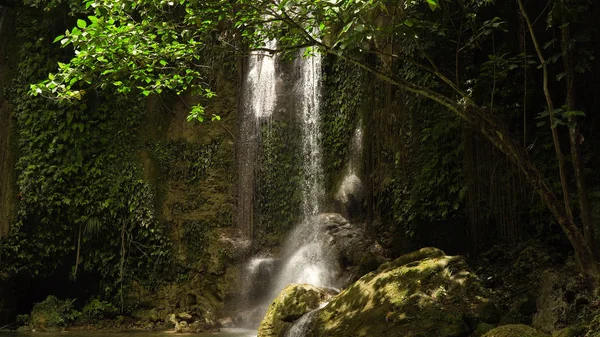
[
  {"xmin": 53, "ymin": 35, "xmax": 65, "ymax": 43},
  {"xmin": 426, "ymin": 0, "xmax": 438, "ymax": 11},
  {"xmin": 77, "ymin": 19, "xmax": 87, "ymax": 29}
]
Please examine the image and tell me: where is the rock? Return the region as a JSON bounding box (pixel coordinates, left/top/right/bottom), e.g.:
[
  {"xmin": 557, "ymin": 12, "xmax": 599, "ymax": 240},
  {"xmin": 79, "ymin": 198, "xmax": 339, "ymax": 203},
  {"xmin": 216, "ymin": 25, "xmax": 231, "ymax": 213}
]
[
  {"xmin": 533, "ymin": 270, "xmax": 590, "ymax": 333},
  {"xmin": 257, "ymin": 284, "xmax": 335, "ymax": 337},
  {"xmin": 552, "ymin": 325, "xmax": 584, "ymax": 337},
  {"xmin": 475, "ymin": 300, "xmax": 501, "ymax": 324},
  {"xmin": 307, "ymin": 247, "xmax": 495, "ymax": 337},
  {"xmin": 217, "ymin": 228, "xmax": 252, "ymax": 261},
  {"xmin": 175, "ymin": 320, "xmax": 188, "ymax": 333},
  {"xmin": 483, "ymin": 324, "xmax": 549, "ymax": 337},
  {"xmin": 170, "ymin": 312, "xmax": 219, "ymax": 333},
  {"xmin": 218, "ymin": 316, "xmax": 234, "ymax": 328},
  {"xmin": 318, "ymin": 213, "xmax": 388, "ymax": 279},
  {"xmin": 334, "ymin": 173, "xmax": 364, "ymax": 222},
  {"xmin": 16, "ymin": 326, "xmax": 32, "ymax": 332},
  {"xmin": 475, "ymin": 323, "xmax": 496, "ymax": 336},
  {"xmin": 585, "ymin": 314, "xmax": 600, "ymax": 337},
  {"xmin": 182, "ymin": 293, "xmax": 197, "ymax": 307},
  {"xmin": 170, "ymin": 312, "xmax": 201, "ymax": 333},
  {"xmin": 177, "ymin": 312, "xmax": 193, "ymax": 321}
]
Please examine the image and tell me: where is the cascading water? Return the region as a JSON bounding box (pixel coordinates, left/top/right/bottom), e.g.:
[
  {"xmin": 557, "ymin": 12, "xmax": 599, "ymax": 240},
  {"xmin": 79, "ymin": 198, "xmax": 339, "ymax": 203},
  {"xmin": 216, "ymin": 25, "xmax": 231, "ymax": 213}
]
[
  {"xmin": 238, "ymin": 39, "xmax": 278, "ymax": 238},
  {"xmin": 237, "ymin": 46, "xmax": 339, "ymax": 333},
  {"xmin": 269, "ymin": 49, "xmax": 339, "ymax": 297},
  {"xmin": 348, "ymin": 120, "xmax": 364, "ymax": 175},
  {"xmin": 298, "ymin": 49, "xmax": 324, "ymax": 217},
  {"xmin": 284, "ymin": 308, "xmax": 321, "ymax": 337},
  {"xmin": 246, "ymin": 39, "xmax": 277, "ymax": 120}
]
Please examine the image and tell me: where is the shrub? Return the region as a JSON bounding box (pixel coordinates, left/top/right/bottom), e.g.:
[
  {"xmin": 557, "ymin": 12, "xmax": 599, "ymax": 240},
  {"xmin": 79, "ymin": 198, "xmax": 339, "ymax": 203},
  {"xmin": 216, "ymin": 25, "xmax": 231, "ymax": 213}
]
[
  {"xmin": 30, "ymin": 295, "xmax": 81, "ymax": 329},
  {"xmin": 82, "ymin": 299, "xmax": 118, "ymax": 320}
]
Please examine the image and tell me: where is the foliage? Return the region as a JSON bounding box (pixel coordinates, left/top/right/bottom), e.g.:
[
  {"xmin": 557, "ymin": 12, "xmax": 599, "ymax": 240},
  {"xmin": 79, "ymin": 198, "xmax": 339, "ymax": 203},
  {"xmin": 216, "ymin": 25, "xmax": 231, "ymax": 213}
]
[
  {"xmin": 0, "ymin": 6, "xmax": 172, "ymax": 303},
  {"xmin": 149, "ymin": 140, "xmax": 219, "ymax": 183},
  {"xmin": 255, "ymin": 121, "xmax": 303, "ymax": 246},
  {"xmin": 29, "ymin": 0, "xmax": 231, "ymax": 121},
  {"xmin": 321, "ymin": 58, "xmax": 363, "ymax": 190},
  {"xmin": 82, "ymin": 298, "xmax": 118, "ymax": 320},
  {"xmin": 378, "ymin": 97, "xmax": 465, "ymax": 240},
  {"xmin": 18, "ymin": 0, "xmax": 600, "ymax": 289},
  {"xmin": 30, "ymin": 295, "xmax": 81, "ymax": 328}
]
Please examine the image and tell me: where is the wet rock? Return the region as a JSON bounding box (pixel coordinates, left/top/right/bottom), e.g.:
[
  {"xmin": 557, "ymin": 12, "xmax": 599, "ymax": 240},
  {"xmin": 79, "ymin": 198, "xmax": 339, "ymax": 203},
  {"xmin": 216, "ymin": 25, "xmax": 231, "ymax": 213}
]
[
  {"xmin": 169, "ymin": 311, "xmax": 218, "ymax": 333},
  {"xmin": 482, "ymin": 324, "xmax": 549, "ymax": 337},
  {"xmin": 218, "ymin": 316, "xmax": 234, "ymax": 328},
  {"xmin": 334, "ymin": 173, "xmax": 364, "ymax": 222},
  {"xmin": 257, "ymin": 284, "xmax": 335, "ymax": 337},
  {"xmin": 318, "ymin": 213, "xmax": 388, "ymax": 280},
  {"xmin": 308, "ymin": 247, "xmax": 496, "ymax": 337},
  {"xmin": 217, "ymin": 228, "xmax": 252, "ymax": 261}
]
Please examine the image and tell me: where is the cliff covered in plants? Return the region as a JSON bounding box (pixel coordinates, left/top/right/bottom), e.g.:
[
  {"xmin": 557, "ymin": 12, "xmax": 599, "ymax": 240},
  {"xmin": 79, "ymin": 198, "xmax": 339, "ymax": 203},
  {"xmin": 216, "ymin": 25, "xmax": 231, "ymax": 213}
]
[{"xmin": 1, "ymin": 0, "xmax": 600, "ymax": 334}]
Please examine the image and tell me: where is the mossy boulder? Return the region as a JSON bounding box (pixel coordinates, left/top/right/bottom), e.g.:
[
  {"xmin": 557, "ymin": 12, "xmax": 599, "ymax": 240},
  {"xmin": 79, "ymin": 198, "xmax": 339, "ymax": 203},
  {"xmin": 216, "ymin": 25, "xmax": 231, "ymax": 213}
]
[
  {"xmin": 585, "ymin": 314, "xmax": 600, "ymax": 337},
  {"xmin": 552, "ymin": 325, "xmax": 585, "ymax": 337},
  {"xmin": 475, "ymin": 323, "xmax": 496, "ymax": 336},
  {"xmin": 257, "ymin": 284, "xmax": 335, "ymax": 337},
  {"xmin": 304, "ymin": 247, "xmax": 494, "ymax": 337},
  {"xmin": 483, "ymin": 324, "xmax": 549, "ymax": 337}
]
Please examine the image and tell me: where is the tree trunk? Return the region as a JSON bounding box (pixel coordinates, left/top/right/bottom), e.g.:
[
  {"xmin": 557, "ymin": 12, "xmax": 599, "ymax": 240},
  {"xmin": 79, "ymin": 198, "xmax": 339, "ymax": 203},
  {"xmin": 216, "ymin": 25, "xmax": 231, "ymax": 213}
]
[
  {"xmin": 517, "ymin": 0, "xmax": 574, "ymax": 225},
  {"xmin": 560, "ymin": 10, "xmax": 598, "ymax": 259}
]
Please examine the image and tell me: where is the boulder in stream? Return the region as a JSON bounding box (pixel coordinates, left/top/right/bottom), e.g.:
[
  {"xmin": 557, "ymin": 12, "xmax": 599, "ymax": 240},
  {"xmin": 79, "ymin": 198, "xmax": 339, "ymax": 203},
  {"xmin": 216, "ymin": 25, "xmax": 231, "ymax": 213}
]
[
  {"xmin": 257, "ymin": 284, "xmax": 335, "ymax": 337},
  {"xmin": 263, "ymin": 247, "xmax": 498, "ymax": 337}
]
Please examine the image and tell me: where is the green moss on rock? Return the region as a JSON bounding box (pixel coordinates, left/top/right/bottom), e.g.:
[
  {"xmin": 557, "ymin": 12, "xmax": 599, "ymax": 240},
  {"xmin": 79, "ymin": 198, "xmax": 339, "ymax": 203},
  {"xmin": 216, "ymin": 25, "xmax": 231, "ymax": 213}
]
[
  {"xmin": 475, "ymin": 323, "xmax": 496, "ymax": 336},
  {"xmin": 483, "ymin": 324, "xmax": 549, "ymax": 337},
  {"xmin": 552, "ymin": 325, "xmax": 585, "ymax": 337},
  {"xmin": 257, "ymin": 284, "xmax": 335, "ymax": 337},
  {"xmin": 308, "ymin": 247, "xmax": 494, "ymax": 337}
]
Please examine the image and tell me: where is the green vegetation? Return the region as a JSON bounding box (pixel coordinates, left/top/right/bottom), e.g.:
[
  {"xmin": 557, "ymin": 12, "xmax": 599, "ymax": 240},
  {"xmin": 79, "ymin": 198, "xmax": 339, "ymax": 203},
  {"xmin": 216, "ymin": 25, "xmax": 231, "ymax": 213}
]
[
  {"xmin": 29, "ymin": 296, "xmax": 81, "ymax": 329},
  {"xmin": 1, "ymin": 0, "xmax": 600, "ymax": 334},
  {"xmin": 255, "ymin": 120, "xmax": 303, "ymax": 247}
]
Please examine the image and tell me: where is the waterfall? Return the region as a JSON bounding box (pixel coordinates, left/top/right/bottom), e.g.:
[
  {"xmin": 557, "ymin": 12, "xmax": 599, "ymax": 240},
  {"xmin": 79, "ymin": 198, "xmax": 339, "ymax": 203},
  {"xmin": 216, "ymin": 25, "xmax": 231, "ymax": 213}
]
[
  {"xmin": 246, "ymin": 39, "xmax": 277, "ymax": 120},
  {"xmin": 237, "ymin": 39, "xmax": 278, "ymax": 238},
  {"xmin": 348, "ymin": 121, "xmax": 364, "ymax": 175},
  {"xmin": 284, "ymin": 308, "xmax": 321, "ymax": 337},
  {"xmin": 299, "ymin": 49, "xmax": 324, "ymax": 217},
  {"xmin": 237, "ymin": 46, "xmax": 337, "ymax": 332},
  {"xmin": 269, "ymin": 49, "xmax": 339, "ymax": 297}
]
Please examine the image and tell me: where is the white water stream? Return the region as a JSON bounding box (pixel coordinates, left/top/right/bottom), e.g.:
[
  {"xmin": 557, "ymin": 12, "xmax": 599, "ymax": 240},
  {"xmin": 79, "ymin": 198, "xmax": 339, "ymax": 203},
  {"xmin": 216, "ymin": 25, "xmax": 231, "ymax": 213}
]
[
  {"xmin": 240, "ymin": 46, "xmax": 338, "ymax": 335},
  {"xmin": 238, "ymin": 39, "xmax": 278, "ymax": 237}
]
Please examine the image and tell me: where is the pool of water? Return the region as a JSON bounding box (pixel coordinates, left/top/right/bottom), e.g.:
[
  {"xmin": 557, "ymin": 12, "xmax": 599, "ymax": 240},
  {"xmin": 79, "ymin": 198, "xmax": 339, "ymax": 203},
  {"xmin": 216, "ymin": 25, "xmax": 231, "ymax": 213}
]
[{"xmin": 0, "ymin": 329, "xmax": 257, "ymax": 337}]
